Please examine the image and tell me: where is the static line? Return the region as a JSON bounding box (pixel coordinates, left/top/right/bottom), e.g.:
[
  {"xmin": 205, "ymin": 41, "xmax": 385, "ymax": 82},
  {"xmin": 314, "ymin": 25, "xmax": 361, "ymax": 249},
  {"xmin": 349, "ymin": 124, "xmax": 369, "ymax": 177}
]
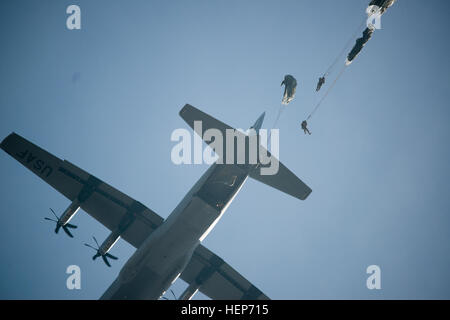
[{"xmin": 267, "ymin": 105, "xmax": 285, "ymax": 149}]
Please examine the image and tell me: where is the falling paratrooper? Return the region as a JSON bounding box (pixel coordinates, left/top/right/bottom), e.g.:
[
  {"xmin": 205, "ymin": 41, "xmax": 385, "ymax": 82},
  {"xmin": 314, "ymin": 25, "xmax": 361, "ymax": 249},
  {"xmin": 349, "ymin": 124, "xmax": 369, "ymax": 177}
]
[
  {"xmin": 316, "ymin": 76, "xmax": 325, "ymax": 92},
  {"xmin": 346, "ymin": 0, "xmax": 396, "ymax": 65}
]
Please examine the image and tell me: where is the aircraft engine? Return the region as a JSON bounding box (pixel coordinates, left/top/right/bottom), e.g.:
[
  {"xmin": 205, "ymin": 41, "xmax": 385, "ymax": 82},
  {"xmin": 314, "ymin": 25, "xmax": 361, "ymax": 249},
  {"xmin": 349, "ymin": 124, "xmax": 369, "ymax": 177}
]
[{"xmin": 44, "ymin": 200, "xmax": 80, "ymax": 237}]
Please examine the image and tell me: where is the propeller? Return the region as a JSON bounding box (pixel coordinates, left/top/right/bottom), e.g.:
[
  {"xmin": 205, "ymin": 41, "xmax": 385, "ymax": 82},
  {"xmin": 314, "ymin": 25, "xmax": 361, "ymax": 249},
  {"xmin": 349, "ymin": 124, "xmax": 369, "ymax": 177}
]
[
  {"xmin": 84, "ymin": 236, "xmax": 118, "ymax": 267},
  {"xmin": 44, "ymin": 208, "xmax": 77, "ymax": 238},
  {"xmin": 160, "ymin": 289, "xmax": 177, "ymax": 300}
]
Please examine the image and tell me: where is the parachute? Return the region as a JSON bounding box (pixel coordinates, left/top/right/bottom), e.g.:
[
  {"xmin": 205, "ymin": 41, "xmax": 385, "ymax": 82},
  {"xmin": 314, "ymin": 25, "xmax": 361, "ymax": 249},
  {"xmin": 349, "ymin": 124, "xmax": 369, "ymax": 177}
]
[
  {"xmin": 346, "ymin": 27, "xmax": 374, "ymax": 65},
  {"xmin": 281, "ymin": 75, "xmax": 297, "ymax": 105},
  {"xmin": 346, "ymin": 0, "xmax": 396, "ymax": 65},
  {"xmin": 266, "ymin": 74, "xmax": 298, "ymax": 142},
  {"xmin": 369, "ymin": 0, "xmax": 396, "ymax": 15}
]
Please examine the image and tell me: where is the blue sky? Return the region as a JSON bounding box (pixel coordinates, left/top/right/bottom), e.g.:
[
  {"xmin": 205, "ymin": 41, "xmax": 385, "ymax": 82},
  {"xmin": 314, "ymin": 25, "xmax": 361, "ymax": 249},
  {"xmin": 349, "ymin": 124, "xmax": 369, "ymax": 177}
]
[{"xmin": 1, "ymin": 0, "xmax": 450, "ymax": 299}]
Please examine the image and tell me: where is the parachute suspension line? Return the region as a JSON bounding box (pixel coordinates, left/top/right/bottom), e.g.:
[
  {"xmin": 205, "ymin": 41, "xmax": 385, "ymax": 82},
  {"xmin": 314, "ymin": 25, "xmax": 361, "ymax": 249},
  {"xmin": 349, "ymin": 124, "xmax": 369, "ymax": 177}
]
[
  {"xmin": 272, "ymin": 105, "xmax": 285, "ymax": 129},
  {"xmin": 265, "ymin": 103, "xmax": 287, "ymax": 150},
  {"xmin": 267, "ymin": 105, "xmax": 285, "ymax": 149},
  {"xmin": 307, "ymin": 66, "xmax": 346, "ymax": 121},
  {"xmin": 323, "ymin": 18, "xmax": 367, "ymax": 77}
]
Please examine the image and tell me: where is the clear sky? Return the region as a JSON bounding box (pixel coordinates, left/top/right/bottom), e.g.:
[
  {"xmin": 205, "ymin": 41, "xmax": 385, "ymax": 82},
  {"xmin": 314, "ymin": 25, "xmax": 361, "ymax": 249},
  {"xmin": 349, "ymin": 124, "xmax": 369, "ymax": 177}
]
[{"xmin": 1, "ymin": 0, "xmax": 450, "ymax": 299}]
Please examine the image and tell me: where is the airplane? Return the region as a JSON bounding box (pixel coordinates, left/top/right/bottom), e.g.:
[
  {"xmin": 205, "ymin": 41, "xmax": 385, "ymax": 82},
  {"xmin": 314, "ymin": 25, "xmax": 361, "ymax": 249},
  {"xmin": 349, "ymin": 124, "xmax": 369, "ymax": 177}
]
[{"xmin": 0, "ymin": 104, "xmax": 312, "ymax": 300}]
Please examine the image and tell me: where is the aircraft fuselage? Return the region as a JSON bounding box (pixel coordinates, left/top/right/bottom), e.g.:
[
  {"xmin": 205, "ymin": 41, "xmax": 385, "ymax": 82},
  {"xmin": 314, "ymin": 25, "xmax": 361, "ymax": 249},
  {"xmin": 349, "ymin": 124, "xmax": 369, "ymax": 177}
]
[{"xmin": 101, "ymin": 163, "xmax": 252, "ymax": 299}]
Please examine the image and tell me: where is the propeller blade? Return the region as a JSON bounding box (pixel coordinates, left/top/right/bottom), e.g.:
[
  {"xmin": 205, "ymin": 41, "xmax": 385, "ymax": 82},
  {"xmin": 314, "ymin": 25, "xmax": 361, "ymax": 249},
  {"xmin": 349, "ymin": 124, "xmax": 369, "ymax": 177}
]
[
  {"xmin": 55, "ymin": 224, "xmax": 61, "ymax": 234},
  {"xmin": 93, "ymin": 236, "xmax": 100, "ymax": 248},
  {"xmin": 105, "ymin": 253, "xmax": 118, "ymax": 260},
  {"xmin": 160, "ymin": 289, "xmax": 177, "ymax": 300},
  {"xmin": 62, "ymin": 225, "xmax": 74, "ymax": 238},
  {"xmin": 44, "ymin": 217, "xmax": 58, "ymax": 223},
  {"xmin": 102, "ymin": 255, "xmax": 111, "ymax": 267},
  {"xmin": 49, "ymin": 208, "xmax": 59, "ymax": 220},
  {"xmin": 85, "ymin": 236, "xmax": 117, "ymax": 267},
  {"xmin": 65, "ymin": 223, "xmax": 78, "ymax": 229},
  {"xmin": 84, "ymin": 243, "xmax": 97, "ymax": 251}
]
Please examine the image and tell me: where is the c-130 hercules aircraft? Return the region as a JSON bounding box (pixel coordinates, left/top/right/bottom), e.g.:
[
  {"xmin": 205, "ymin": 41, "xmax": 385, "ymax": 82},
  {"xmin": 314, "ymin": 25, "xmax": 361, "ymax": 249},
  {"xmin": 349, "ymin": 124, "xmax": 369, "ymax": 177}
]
[{"xmin": 0, "ymin": 104, "xmax": 312, "ymax": 300}]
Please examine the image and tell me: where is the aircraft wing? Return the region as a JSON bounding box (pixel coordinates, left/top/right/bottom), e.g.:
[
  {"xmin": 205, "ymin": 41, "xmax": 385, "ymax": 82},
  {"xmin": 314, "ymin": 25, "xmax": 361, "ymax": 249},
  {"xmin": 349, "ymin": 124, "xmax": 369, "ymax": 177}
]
[
  {"xmin": 1, "ymin": 132, "xmax": 269, "ymax": 300},
  {"xmin": 0, "ymin": 132, "xmax": 163, "ymax": 246},
  {"xmin": 180, "ymin": 244, "xmax": 270, "ymax": 300}
]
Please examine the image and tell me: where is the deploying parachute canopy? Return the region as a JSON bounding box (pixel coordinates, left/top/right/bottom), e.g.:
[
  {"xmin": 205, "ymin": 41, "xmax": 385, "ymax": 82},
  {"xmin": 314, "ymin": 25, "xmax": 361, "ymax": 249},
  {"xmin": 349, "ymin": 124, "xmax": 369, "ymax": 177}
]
[
  {"xmin": 346, "ymin": 27, "xmax": 374, "ymax": 65},
  {"xmin": 281, "ymin": 75, "xmax": 297, "ymax": 105},
  {"xmin": 346, "ymin": 0, "xmax": 396, "ymax": 65},
  {"xmin": 369, "ymin": 0, "xmax": 396, "ymax": 15}
]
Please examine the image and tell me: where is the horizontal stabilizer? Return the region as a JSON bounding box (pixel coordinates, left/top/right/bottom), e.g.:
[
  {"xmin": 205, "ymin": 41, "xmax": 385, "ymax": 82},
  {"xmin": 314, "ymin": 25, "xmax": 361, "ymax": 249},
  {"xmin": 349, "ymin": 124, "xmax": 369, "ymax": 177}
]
[
  {"xmin": 180, "ymin": 104, "xmax": 312, "ymax": 201},
  {"xmin": 180, "ymin": 104, "xmax": 233, "ymax": 139},
  {"xmin": 180, "ymin": 104, "xmax": 237, "ymax": 161},
  {"xmin": 249, "ymin": 149, "xmax": 312, "ymax": 201}
]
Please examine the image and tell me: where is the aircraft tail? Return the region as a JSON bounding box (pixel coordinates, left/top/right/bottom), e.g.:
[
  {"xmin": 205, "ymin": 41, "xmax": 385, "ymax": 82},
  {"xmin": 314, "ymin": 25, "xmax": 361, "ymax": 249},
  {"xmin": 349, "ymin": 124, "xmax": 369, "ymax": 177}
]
[
  {"xmin": 179, "ymin": 104, "xmax": 312, "ymax": 200},
  {"xmin": 250, "ymin": 112, "xmax": 265, "ymax": 133},
  {"xmin": 248, "ymin": 160, "xmax": 312, "ymax": 200}
]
